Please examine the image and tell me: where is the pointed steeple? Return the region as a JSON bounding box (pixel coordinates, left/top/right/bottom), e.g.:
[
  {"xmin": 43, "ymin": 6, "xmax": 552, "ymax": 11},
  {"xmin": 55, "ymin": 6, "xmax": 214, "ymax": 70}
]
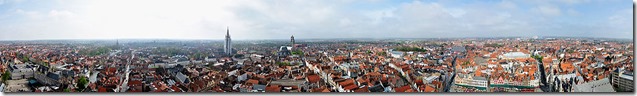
[
  {"xmin": 115, "ymin": 39, "xmax": 119, "ymax": 50},
  {"xmin": 226, "ymin": 26, "xmax": 230, "ymax": 37},
  {"xmin": 224, "ymin": 26, "xmax": 232, "ymax": 56},
  {"xmin": 291, "ymin": 35, "xmax": 295, "ymax": 46}
]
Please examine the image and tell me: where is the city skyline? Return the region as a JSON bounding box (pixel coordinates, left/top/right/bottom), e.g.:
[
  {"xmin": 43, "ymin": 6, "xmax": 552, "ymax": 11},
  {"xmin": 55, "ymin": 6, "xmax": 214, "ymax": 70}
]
[{"xmin": 0, "ymin": 0, "xmax": 633, "ymax": 40}]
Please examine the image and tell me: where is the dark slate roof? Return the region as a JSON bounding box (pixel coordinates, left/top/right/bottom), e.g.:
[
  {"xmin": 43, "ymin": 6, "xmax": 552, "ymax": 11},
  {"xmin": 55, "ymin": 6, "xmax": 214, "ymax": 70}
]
[
  {"xmin": 368, "ymin": 84, "xmax": 384, "ymax": 92},
  {"xmin": 452, "ymin": 46, "xmax": 466, "ymax": 52}
]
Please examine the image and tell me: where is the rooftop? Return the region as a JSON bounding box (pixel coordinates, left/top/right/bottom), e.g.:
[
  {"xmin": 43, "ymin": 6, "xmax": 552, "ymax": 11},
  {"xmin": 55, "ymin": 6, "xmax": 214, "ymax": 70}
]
[{"xmin": 501, "ymin": 52, "xmax": 529, "ymax": 59}]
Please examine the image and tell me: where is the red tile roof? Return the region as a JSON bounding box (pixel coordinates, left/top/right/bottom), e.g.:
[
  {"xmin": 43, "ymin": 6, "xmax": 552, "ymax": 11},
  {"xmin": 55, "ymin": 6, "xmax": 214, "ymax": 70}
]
[
  {"xmin": 266, "ymin": 85, "xmax": 281, "ymax": 92},
  {"xmin": 312, "ymin": 87, "xmax": 330, "ymax": 92},
  {"xmin": 394, "ymin": 85, "xmax": 412, "ymax": 92},
  {"xmin": 246, "ymin": 79, "xmax": 259, "ymax": 86},
  {"xmin": 171, "ymin": 86, "xmax": 181, "ymax": 92},
  {"xmin": 354, "ymin": 86, "xmax": 369, "ymax": 92},
  {"xmin": 423, "ymin": 85, "xmax": 436, "ymax": 92},
  {"xmin": 98, "ymin": 86, "xmax": 107, "ymax": 92},
  {"xmin": 307, "ymin": 74, "xmax": 320, "ymax": 83},
  {"xmin": 338, "ymin": 79, "xmax": 355, "ymax": 87},
  {"xmin": 415, "ymin": 79, "xmax": 424, "ymax": 85},
  {"xmin": 561, "ymin": 62, "xmax": 575, "ymax": 73},
  {"xmin": 343, "ymin": 84, "xmax": 359, "ymax": 91},
  {"xmin": 128, "ymin": 80, "xmax": 143, "ymax": 86}
]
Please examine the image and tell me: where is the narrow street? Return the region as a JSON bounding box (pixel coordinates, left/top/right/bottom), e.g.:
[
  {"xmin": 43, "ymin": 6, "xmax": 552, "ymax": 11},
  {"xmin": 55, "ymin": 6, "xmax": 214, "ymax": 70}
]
[
  {"xmin": 443, "ymin": 56, "xmax": 457, "ymax": 92},
  {"xmin": 120, "ymin": 50, "xmax": 134, "ymax": 92}
]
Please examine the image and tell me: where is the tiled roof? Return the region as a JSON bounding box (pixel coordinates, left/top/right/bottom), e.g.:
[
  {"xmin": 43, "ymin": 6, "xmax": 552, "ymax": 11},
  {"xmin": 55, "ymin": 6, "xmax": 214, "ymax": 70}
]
[
  {"xmin": 245, "ymin": 79, "xmax": 259, "ymax": 86},
  {"xmin": 265, "ymin": 85, "xmax": 281, "ymax": 92},
  {"xmin": 394, "ymin": 85, "xmax": 412, "ymax": 92},
  {"xmin": 307, "ymin": 74, "xmax": 320, "ymax": 83},
  {"xmin": 423, "ymin": 85, "xmax": 436, "ymax": 92}
]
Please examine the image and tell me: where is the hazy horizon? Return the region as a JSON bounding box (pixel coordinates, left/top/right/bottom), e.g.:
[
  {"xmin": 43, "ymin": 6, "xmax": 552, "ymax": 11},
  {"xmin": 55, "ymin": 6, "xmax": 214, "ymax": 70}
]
[
  {"xmin": 0, "ymin": 0, "xmax": 633, "ymax": 40},
  {"xmin": 0, "ymin": 36, "xmax": 632, "ymax": 42}
]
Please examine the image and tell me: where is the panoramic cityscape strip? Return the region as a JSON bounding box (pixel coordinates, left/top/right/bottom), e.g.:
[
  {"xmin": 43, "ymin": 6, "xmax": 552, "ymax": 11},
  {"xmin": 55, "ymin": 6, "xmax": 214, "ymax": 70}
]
[
  {"xmin": 0, "ymin": 28, "xmax": 633, "ymax": 92},
  {"xmin": 0, "ymin": 0, "xmax": 632, "ymax": 93}
]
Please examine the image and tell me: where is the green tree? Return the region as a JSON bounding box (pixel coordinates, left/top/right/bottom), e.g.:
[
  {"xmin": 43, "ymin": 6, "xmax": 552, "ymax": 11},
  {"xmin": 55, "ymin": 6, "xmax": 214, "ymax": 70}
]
[
  {"xmin": 291, "ymin": 50, "xmax": 304, "ymax": 55},
  {"xmin": 80, "ymin": 47, "xmax": 112, "ymax": 56},
  {"xmin": 484, "ymin": 43, "xmax": 503, "ymax": 47},
  {"xmin": 277, "ymin": 62, "xmax": 291, "ymax": 66},
  {"xmin": 76, "ymin": 76, "xmax": 89, "ymax": 91},
  {"xmin": 64, "ymin": 88, "xmax": 71, "ymax": 92},
  {"xmin": 532, "ymin": 55, "xmax": 544, "ymax": 60},
  {"xmin": 2, "ymin": 71, "xmax": 10, "ymax": 83},
  {"xmin": 192, "ymin": 53, "xmax": 205, "ymax": 59},
  {"xmin": 567, "ymin": 49, "xmax": 575, "ymax": 53},
  {"xmin": 395, "ymin": 47, "xmax": 427, "ymax": 52},
  {"xmin": 44, "ymin": 62, "xmax": 49, "ymax": 68},
  {"xmin": 378, "ymin": 51, "xmax": 387, "ymax": 56},
  {"xmin": 22, "ymin": 56, "xmax": 29, "ymax": 63}
]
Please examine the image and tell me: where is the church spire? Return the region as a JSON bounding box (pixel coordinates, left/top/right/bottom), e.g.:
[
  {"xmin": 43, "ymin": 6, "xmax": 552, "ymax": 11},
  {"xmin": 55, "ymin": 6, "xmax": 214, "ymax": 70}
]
[
  {"xmin": 226, "ymin": 26, "xmax": 230, "ymax": 37},
  {"xmin": 224, "ymin": 26, "xmax": 232, "ymax": 56},
  {"xmin": 115, "ymin": 39, "xmax": 119, "ymax": 50}
]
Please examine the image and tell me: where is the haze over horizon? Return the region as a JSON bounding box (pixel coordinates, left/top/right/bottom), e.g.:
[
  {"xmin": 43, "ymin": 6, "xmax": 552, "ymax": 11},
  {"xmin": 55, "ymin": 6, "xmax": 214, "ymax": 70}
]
[{"xmin": 0, "ymin": 0, "xmax": 633, "ymax": 40}]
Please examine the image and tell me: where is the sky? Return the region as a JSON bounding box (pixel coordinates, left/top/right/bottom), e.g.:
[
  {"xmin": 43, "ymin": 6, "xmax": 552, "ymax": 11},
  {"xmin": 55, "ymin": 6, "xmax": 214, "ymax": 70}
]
[{"xmin": 0, "ymin": 0, "xmax": 632, "ymax": 40}]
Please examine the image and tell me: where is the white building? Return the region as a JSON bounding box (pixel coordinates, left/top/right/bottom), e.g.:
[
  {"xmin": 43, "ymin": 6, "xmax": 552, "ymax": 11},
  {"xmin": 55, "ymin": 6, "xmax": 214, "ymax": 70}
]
[
  {"xmin": 9, "ymin": 64, "xmax": 35, "ymax": 79},
  {"xmin": 573, "ymin": 78, "xmax": 615, "ymax": 92},
  {"xmin": 455, "ymin": 74, "xmax": 488, "ymax": 88},
  {"xmin": 390, "ymin": 51, "xmax": 405, "ymax": 58},
  {"xmin": 611, "ymin": 69, "xmax": 634, "ymax": 92},
  {"xmin": 500, "ymin": 52, "xmax": 530, "ymax": 59}
]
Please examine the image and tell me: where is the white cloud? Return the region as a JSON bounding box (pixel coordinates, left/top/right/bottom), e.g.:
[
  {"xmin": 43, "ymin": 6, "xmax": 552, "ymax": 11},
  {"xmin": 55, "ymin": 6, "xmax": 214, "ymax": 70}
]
[
  {"xmin": 608, "ymin": 9, "xmax": 632, "ymax": 25},
  {"xmin": 48, "ymin": 10, "xmax": 74, "ymax": 20},
  {"xmin": 0, "ymin": 0, "xmax": 631, "ymax": 40},
  {"xmin": 566, "ymin": 8, "xmax": 579, "ymax": 16},
  {"xmin": 605, "ymin": 8, "xmax": 633, "ymax": 38},
  {"xmin": 499, "ymin": 0, "xmax": 517, "ymax": 9},
  {"xmin": 557, "ymin": 0, "xmax": 591, "ymax": 5},
  {"xmin": 15, "ymin": 9, "xmax": 42, "ymax": 19},
  {"xmin": 534, "ymin": 5, "xmax": 562, "ymax": 17}
]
